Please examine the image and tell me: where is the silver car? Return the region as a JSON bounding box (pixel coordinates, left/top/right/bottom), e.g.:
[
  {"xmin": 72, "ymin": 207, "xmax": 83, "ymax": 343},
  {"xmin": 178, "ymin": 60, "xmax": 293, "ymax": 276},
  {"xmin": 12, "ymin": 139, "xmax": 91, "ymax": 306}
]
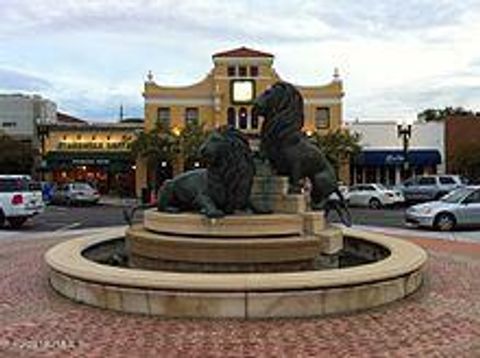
[
  {"xmin": 405, "ymin": 186, "xmax": 480, "ymax": 231},
  {"xmin": 52, "ymin": 182, "xmax": 100, "ymax": 206}
]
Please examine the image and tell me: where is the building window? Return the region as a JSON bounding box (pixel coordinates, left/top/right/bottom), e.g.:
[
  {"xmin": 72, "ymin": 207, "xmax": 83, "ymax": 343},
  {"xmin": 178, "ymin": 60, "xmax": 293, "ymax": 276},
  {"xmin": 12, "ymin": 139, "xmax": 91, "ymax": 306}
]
[
  {"xmin": 92, "ymin": 135, "xmax": 96, "ymax": 140},
  {"xmin": 238, "ymin": 66, "xmax": 247, "ymax": 77},
  {"xmin": 250, "ymin": 66, "xmax": 259, "ymax": 77},
  {"xmin": 2, "ymin": 122, "xmax": 17, "ymax": 128},
  {"xmin": 227, "ymin": 66, "xmax": 236, "ymax": 77},
  {"xmin": 63, "ymin": 135, "xmax": 67, "ymax": 140},
  {"xmin": 227, "ymin": 107, "xmax": 236, "ymax": 128},
  {"xmin": 315, "ymin": 107, "xmax": 330, "ymax": 129},
  {"xmin": 76, "ymin": 135, "xmax": 82, "ymax": 140},
  {"xmin": 251, "ymin": 108, "xmax": 259, "ymax": 129},
  {"xmin": 239, "ymin": 107, "xmax": 248, "ymax": 129},
  {"xmin": 185, "ymin": 107, "xmax": 199, "ymax": 125},
  {"xmin": 157, "ymin": 107, "xmax": 171, "ymax": 127}
]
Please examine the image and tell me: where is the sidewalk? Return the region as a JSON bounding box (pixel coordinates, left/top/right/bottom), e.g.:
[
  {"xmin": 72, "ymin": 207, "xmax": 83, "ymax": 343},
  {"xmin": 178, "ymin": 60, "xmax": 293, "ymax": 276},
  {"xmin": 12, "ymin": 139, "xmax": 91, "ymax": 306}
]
[
  {"xmin": 353, "ymin": 224, "xmax": 480, "ymax": 243},
  {"xmin": 98, "ymin": 196, "xmax": 139, "ymax": 207},
  {"xmin": 0, "ymin": 227, "xmax": 478, "ymax": 356}
]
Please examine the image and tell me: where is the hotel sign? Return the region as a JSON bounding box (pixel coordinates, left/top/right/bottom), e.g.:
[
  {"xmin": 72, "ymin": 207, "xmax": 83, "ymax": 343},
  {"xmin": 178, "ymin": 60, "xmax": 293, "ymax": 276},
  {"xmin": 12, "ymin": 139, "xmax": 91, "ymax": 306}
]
[{"xmin": 57, "ymin": 141, "xmax": 131, "ymax": 151}]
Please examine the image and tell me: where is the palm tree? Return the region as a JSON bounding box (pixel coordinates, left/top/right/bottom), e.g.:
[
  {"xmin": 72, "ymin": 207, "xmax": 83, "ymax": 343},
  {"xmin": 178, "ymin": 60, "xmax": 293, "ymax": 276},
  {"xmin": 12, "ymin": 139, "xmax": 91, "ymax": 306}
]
[{"xmin": 177, "ymin": 121, "xmax": 211, "ymax": 169}]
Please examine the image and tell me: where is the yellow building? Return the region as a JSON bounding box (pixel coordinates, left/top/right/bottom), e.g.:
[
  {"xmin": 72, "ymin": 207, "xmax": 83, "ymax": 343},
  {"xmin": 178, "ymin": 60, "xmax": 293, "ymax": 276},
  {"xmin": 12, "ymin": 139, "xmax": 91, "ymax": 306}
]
[
  {"xmin": 139, "ymin": 46, "xmax": 347, "ymax": 196},
  {"xmin": 42, "ymin": 119, "xmax": 142, "ymax": 196}
]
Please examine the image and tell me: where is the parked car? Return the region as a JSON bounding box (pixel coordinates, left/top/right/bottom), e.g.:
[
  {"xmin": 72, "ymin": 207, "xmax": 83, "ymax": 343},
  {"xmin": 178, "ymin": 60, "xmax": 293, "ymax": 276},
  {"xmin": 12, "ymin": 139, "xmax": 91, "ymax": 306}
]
[
  {"xmin": 400, "ymin": 175, "xmax": 467, "ymax": 203},
  {"xmin": 52, "ymin": 182, "xmax": 100, "ymax": 206},
  {"xmin": 405, "ymin": 186, "xmax": 480, "ymax": 231},
  {"xmin": 0, "ymin": 175, "xmax": 45, "ymax": 228},
  {"xmin": 345, "ymin": 183, "xmax": 404, "ymax": 209}
]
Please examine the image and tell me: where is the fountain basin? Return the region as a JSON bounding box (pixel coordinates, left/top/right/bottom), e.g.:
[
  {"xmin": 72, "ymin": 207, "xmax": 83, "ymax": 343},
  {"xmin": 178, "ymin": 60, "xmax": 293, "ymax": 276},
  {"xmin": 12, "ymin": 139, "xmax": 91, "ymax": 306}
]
[{"xmin": 45, "ymin": 226, "xmax": 427, "ymax": 318}]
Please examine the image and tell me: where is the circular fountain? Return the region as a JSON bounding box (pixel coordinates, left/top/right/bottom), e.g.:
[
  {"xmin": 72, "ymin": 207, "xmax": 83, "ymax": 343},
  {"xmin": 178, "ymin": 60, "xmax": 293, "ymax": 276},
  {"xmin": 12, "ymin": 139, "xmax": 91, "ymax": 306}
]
[
  {"xmin": 45, "ymin": 82, "xmax": 427, "ymax": 318},
  {"xmin": 45, "ymin": 176, "xmax": 426, "ymax": 318}
]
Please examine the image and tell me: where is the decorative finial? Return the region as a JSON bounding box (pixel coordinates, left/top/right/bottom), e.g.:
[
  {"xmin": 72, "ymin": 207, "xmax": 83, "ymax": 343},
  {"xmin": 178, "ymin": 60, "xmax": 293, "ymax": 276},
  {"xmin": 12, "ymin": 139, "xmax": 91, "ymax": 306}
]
[
  {"xmin": 333, "ymin": 67, "xmax": 340, "ymax": 82},
  {"xmin": 147, "ymin": 70, "xmax": 154, "ymax": 82}
]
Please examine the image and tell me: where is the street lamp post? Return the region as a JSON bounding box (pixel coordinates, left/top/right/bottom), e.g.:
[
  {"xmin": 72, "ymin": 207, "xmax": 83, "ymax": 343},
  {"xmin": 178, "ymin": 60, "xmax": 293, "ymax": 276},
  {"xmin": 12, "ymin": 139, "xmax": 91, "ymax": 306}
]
[{"xmin": 397, "ymin": 123, "xmax": 412, "ymax": 178}]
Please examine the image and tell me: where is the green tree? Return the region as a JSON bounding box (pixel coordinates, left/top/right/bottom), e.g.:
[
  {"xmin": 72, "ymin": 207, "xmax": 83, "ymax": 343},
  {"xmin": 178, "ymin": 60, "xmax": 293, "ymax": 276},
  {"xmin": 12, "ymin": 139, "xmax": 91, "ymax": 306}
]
[
  {"xmin": 129, "ymin": 120, "xmax": 177, "ymax": 186},
  {"xmin": 310, "ymin": 129, "xmax": 361, "ymax": 172},
  {"xmin": 177, "ymin": 121, "xmax": 212, "ymax": 169},
  {"xmin": 0, "ymin": 133, "xmax": 35, "ymax": 174},
  {"xmin": 418, "ymin": 106, "xmax": 476, "ymax": 122}
]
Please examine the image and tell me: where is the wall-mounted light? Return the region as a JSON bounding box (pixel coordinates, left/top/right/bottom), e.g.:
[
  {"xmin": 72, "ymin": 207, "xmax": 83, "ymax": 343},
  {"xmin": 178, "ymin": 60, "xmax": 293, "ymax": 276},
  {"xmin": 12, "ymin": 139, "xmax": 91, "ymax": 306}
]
[{"xmin": 161, "ymin": 161, "xmax": 167, "ymax": 168}]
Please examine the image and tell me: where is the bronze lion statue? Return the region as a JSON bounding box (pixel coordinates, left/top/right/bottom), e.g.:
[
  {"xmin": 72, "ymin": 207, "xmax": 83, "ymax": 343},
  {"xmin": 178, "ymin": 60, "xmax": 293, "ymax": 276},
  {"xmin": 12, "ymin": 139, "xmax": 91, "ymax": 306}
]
[
  {"xmin": 253, "ymin": 81, "xmax": 351, "ymax": 225},
  {"xmin": 157, "ymin": 127, "xmax": 255, "ymax": 218}
]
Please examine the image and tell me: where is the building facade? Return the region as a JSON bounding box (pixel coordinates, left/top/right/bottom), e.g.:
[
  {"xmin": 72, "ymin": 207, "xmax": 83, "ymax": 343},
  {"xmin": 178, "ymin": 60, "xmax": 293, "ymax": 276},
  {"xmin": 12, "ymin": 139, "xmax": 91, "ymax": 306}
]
[
  {"xmin": 42, "ymin": 121, "xmax": 142, "ymax": 196},
  {"xmin": 346, "ymin": 120, "xmax": 444, "ymax": 185},
  {"xmin": 0, "ymin": 94, "xmax": 57, "ymax": 142},
  {"xmin": 445, "ymin": 115, "xmax": 480, "ymax": 181},
  {"xmin": 138, "ymin": 46, "xmax": 346, "ymax": 196}
]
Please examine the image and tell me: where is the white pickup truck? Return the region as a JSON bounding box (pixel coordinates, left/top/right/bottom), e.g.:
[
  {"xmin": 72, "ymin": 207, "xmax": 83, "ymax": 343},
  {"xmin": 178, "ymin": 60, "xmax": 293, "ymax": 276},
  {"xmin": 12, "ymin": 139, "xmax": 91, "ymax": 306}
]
[{"xmin": 0, "ymin": 175, "xmax": 44, "ymax": 228}]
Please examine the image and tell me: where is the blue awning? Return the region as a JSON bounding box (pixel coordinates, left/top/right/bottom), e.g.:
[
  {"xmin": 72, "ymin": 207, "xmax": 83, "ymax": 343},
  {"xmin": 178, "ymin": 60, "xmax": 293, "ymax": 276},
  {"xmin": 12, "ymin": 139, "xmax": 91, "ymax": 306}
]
[{"xmin": 354, "ymin": 149, "xmax": 441, "ymax": 166}]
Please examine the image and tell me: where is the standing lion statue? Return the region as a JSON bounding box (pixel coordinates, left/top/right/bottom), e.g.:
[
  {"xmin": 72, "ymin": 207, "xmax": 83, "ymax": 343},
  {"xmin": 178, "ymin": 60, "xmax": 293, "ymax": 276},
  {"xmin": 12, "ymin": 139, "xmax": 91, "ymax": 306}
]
[
  {"xmin": 253, "ymin": 81, "xmax": 351, "ymax": 225},
  {"xmin": 157, "ymin": 127, "xmax": 255, "ymax": 218}
]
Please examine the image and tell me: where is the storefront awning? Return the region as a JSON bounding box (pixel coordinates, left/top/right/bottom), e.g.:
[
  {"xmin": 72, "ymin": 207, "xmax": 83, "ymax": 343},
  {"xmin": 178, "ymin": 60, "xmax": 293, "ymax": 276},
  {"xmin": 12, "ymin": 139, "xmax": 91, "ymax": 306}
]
[
  {"xmin": 45, "ymin": 151, "xmax": 134, "ymax": 171},
  {"xmin": 354, "ymin": 149, "xmax": 441, "ymax": 166}
]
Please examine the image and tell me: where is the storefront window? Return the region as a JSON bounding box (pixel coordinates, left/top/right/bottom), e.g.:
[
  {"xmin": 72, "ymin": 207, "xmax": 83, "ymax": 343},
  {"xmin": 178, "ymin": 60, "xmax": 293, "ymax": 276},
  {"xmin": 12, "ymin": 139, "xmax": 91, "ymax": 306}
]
[
  {"xmin": 251, "ymin": 108, "xmax": 259, "ymax": 129},
  {"xmin": 185, "ymin": 107, "xmax": 199, "ymax": 125},
  {"xmin": 227, "ymin": 66, "xmax": 236, "ymax": 77},
  {"xmin": 315, "ymin": 107, "xmax": 330, "ymax": 129},
  {"xmin": 157, "ymin": 107, "xmax": 171, "ymax": 127},
  {"xmin": 227, "ymin": 107, "xmax": 236, "ymax": 127},
  {"xmin": 239, "ymin": 107, "xmax": 248, "ymax": 129},
  {"xmin": 238, "ymin": 66, "xmax": 247, "ymax": 77}
]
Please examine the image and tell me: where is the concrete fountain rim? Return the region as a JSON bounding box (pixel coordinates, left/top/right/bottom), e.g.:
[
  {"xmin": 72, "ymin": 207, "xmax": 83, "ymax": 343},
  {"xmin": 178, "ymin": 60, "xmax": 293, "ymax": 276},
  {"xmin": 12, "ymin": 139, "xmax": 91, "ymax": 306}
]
[{"xmin": 45, "ymin": 226, "xmax": 427, "ymax": 292}]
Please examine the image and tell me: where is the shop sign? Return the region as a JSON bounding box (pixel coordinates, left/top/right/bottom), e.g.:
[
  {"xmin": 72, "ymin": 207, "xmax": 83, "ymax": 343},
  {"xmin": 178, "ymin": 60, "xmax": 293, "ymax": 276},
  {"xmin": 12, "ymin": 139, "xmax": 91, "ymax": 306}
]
[
  {"xmin": 71, "ymin": 158, "xmax": 111, "ymax": 165},
  {"xmin": 57, "ymin": 141, "xmax": 131, "ymax": 151},
  {"xmin": 385, "ymin": 154, "xmax": 405, "ymax": 164}
]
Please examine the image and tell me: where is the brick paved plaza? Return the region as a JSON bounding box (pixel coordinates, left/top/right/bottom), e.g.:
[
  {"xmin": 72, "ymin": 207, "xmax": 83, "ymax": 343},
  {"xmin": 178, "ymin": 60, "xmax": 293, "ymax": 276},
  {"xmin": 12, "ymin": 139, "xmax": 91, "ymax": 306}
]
[{"xmin": 0, "ymin": 231, "xmax": 479, "ymax": 357}]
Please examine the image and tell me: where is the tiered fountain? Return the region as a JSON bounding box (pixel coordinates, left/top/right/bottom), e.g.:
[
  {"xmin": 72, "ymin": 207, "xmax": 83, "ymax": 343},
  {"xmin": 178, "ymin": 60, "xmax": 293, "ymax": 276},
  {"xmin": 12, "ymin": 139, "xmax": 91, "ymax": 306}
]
[{"xmin": 45, "ymin": 82, "xmax": 426, "ymax": 318}]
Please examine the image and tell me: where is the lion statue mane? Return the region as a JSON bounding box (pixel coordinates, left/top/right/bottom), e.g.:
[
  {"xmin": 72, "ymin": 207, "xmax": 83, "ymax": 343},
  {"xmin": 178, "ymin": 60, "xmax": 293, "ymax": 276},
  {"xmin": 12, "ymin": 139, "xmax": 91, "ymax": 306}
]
[
  {"xmin": 157, "ymin": 126, "xmax": 255, "ymax": 218},
  {"xmin": 253, "ymin": 81, "xmax": 351, "ymax": 225}
]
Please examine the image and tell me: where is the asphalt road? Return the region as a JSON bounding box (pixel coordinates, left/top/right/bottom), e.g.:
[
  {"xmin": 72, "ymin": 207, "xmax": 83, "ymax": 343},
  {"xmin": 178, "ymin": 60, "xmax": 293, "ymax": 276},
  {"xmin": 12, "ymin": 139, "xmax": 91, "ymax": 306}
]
[
  {"xmin": 1, "ymin": 204, "xmax": 134, "ymax": 232},
  {"xmin": 0, "ymin": 204, "xmax": 408, "ymax": 232}
]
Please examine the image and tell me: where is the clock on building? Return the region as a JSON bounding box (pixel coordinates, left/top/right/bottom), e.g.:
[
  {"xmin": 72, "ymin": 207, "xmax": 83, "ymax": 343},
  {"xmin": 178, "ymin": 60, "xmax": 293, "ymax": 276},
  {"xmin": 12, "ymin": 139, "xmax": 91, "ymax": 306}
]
[{"xmin": 231, "ymin": 80, "xmax": 255, "ymax": 104}]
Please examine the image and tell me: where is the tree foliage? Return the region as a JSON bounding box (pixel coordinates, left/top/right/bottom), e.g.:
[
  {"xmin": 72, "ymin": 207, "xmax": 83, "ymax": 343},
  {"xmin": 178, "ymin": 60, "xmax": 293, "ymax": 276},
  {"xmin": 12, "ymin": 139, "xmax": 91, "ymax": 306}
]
[
  {"xmin": 309, "ymin": 129, "xmax": 362, "ymax": 171},
  {"xmin": 129, "ymin": 120, "xmax": 212, "ymax": 171},
  {"xmin": 129, "ymin": 120, "xmax": 177, "ymax": 165},
  {"xmin": 418, "ymin": 107, "xmax": 479, "ymax": 122},
  {"xmin": 177, "ymin": 121, "xmax": 211, "ymax": 168},
  {"xmin": 0, "ymin": 133, "xmax": 35, "ymax": 174}
]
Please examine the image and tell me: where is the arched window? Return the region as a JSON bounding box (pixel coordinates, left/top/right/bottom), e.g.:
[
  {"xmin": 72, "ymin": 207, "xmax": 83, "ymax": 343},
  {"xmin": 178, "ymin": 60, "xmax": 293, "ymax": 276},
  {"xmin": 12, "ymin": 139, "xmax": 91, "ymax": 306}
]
[
  {"xmin": 227, "ymin": 107, "xmax": 236, "ymax": 128},
  {"xmin": 239, "ymin": 107, "xmax": 248, "ymax": 129},
  {"xmin": 251, "ymin": 108, "xmax": 259, "ymax": 129}
]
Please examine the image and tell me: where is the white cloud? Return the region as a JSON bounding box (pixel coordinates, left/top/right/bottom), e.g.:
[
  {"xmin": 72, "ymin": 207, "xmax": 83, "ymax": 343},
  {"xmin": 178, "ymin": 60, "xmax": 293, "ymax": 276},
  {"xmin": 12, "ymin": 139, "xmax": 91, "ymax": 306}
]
[{"xmin": 0, "ymin": 0, "xmax": 480, "ymax": 120}]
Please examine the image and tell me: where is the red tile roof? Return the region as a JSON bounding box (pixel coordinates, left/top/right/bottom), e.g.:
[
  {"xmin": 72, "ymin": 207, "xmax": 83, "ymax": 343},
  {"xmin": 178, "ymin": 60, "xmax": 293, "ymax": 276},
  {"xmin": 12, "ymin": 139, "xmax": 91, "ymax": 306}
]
[{"xmin": 212, "ymin": 47, "xmax": 274, "ymax": 58}]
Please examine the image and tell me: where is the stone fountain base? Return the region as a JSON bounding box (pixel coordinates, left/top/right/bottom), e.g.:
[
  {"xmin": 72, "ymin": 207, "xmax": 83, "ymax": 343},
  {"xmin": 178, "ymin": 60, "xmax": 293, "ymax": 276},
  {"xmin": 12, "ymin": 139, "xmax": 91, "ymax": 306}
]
[{"xmin": 45, "ymin": 225, "xmax": 426, "ymax": 318}]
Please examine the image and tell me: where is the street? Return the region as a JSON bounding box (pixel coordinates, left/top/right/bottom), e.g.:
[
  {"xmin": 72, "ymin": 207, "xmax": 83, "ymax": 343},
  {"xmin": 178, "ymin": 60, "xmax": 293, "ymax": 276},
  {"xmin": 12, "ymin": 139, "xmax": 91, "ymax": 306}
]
[{"xmin": 0, "ymin": 204, "xmax": 477, "ymax": 240}]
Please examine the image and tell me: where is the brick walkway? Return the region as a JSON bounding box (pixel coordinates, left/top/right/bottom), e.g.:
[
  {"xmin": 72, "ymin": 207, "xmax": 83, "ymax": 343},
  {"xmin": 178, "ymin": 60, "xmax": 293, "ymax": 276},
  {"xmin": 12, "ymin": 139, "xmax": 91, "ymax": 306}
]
[{"xmin": 0, "ymin": 233, "xmax": 479, "ymax": 357}]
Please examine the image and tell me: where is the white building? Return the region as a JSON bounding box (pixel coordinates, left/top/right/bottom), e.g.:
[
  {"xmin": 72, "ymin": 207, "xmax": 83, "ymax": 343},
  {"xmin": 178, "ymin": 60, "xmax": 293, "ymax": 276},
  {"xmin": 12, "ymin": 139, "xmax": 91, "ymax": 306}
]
[
  {"xmin": 0, "ymin": 94, "xmax": 57, "ymax": 143},
  {"xmin": 346, "ymin": 120, "xmax": 445, "ymax": 185}
]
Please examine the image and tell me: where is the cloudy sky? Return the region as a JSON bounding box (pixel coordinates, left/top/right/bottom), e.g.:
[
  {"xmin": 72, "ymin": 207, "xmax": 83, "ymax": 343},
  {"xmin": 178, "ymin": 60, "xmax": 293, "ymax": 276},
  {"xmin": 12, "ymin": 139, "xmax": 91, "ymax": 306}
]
[{"xmin": 1, "ymin": 0, "xmax": 480, "ymax": 122}]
